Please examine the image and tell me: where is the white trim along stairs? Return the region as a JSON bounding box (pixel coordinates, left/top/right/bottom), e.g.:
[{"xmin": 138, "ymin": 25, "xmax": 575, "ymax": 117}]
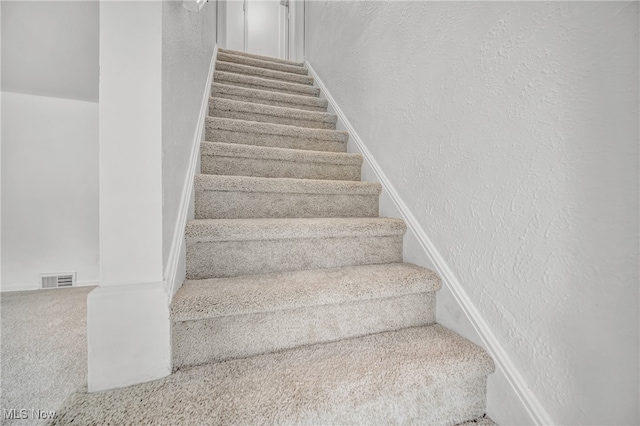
[{"xmin": 53, "ymin": 48, "xmax": 496, "ymax": 425}]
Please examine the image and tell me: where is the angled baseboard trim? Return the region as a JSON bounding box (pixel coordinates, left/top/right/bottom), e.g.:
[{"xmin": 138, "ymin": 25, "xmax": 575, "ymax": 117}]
[
  {"xmin": 164, "ymin": 44, "xmax": 218, "ymax": 300},
  {"xmin": 305, "ymin": 60, "xmax": 553, "ymax": 426}
]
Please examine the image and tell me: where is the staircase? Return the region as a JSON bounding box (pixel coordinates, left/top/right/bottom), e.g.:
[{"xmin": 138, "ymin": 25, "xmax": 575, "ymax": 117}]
[{"xmin": 52, "ymin": 48, "xmax": 495, "ymax": 425}]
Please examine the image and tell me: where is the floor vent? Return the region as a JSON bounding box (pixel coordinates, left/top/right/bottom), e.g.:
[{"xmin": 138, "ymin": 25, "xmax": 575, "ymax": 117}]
[{"xmin": 41, "ymin": 273, "xmax": 76, "ymax": 289}]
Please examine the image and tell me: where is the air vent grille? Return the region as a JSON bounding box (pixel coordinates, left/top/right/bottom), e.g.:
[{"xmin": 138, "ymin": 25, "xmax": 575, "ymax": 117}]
[{"xmin": 41, "ymin": 273, "xmax": 76, "ymax": 289}]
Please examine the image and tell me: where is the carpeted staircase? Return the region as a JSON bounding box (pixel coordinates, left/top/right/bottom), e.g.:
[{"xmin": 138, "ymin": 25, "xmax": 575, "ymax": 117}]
[{"xmin": 51, "ymin": 48, "xmax": 495, "ymax": 425}]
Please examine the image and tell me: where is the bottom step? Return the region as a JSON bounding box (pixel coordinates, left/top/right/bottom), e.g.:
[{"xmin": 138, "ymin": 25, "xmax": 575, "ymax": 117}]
[{"xmin": 52, "ymin": 325, "xmax": 495, "ymax": 425}]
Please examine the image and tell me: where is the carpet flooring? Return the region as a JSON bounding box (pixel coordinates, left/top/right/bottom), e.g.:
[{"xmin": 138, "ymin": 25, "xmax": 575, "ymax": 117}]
[
  {"xmin": 0, "ymin": 287, "xmax": 496, "ymax": 426},
  {"xmin": 0, "ymin": 287, "xmax": 93, "ymax": 425}
]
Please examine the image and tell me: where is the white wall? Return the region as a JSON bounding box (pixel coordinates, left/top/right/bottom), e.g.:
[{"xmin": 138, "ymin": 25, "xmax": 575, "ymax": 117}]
[
  {"xmin": 289, "ymin": 0, "xmax": 304, "ymax": 62},
  {"xmin": 226, "ymin": 0, "xmax": 245, "ymax": 51},
  {"xmin": 1, "ymin": 0, "xmax": 100, "ymax": 291},
  {"xmin": 99, "ymin": 2, "xmax": 163, "ymax": 287},
  {"xmin": 247, "ymin": 0, "xmax": 281, "ymax": 58},
  {"xmin": 162, "ymin": 0, "xmax": 216, "ymax": 294},
  {"xmin": 1, "ymin": 92, "xmax": 99, "ymax": 291},
  {"xmin": 89, "ymin": 1, "xmax": 170, "ymax": 392},
  {"xmin": 305, "ymin": 2, "xmax": 639, "ymax": 425},
  {"xmin": 217, "ymin": 0, "xmax": 227, "ymax": 48},
  {"xmin": 1, "ymin": 1, "xmax": 99, "ymax": 102}
]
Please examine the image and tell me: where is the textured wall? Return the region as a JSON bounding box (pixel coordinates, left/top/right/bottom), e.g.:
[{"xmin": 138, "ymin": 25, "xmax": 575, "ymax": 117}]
[
  {"xmin": 162, "ymin": 1, "xmax": 216, "ymax": 275},
  {"xmin": 1, "ymin": 1, "xmax": 99, "ymax": 102},
  {"xmin": 305, "ymin": 2, "xmax": 639, "ymax": 425}
]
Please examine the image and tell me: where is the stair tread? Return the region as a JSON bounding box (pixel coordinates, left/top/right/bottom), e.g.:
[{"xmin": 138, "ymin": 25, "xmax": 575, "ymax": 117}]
[
  {"xmin": 212, "ymin": 82, "xmax": 327, "ymax": 109},
  {"xmin": 216, "ymin": 61, "xmax": 314, "ymax": 85},
  {"xmin": 211, "ymin": 98, "xmax": 336, "ymax": 124},
  {"xmin": 194, "ymin": 174, "xmax": 380, "ymax": 195},
  {"xmin": 52, "ymin": 325, "xmax": 494, "ymax": 425},
  {"xmin": 171, "ymin": 263, "xmax": 441, "ymax": 322},
  {"xmin": 206, "ymin": 117, "xmax": 348, "ymax": 143},
  {"xmin": 186, "ymin": 217, "xmax": 406, "ymax": 241},
  {"xmin": 214, "ymin": 70, "xmax": 320, "ymax": 97},
  {"xmin": 217, "ymin": 52, "xmax": 308, "ymax": 75},
  {"xmin": 219, "ymin": 47, "xmax": 304, "ymax": 67},
  {"xmin": 200, "ymin": 141, "xmax": 361, "ymax": 165}
]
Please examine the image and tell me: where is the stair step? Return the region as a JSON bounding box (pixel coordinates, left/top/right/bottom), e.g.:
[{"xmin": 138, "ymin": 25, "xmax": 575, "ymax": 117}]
[
  {"xmin": 212, "ymin": 82, "xmax": 328, "ymax": 112},
  {"xmin": 216, "ymin": 61, "xmax": 314, "ymax": 86},
  {"xmin": 206, "ymin": 117, "xmax": 348, "ymax": 152},
  {"xmin": 171, "ymin": 263, "xmax": 441, "ymax": 367},
  {"xmin": 210, "ymin": 98, "xmax": 337, "ymax": 130},
  {"xmin": 214, "ymin": 70, "xmax": 320, "ymax": 97},
  {"xmin": 219, "ymin": 47, "xmax": 304, "ymax": 67},
  {"xmin": 52, "ymin": 325, "xmax": 495, "ymax": 425},
  {"xmin": 200, "ymin": 141, "xmax": 362, "ymax": 181},
  {"xmin": 194, "ymin": 174, "xmax": 380, "ymax": 219},
  {"xmin": 217, "ymin": 51, "xmax": 308, "ymax": 76},
  {"xmin": 173, "ymin": 263, "xmax": 440, "ymax": 321},
  {"xmin": 185, "ymin": 217, "xmax": 405, "ymax": 279}
]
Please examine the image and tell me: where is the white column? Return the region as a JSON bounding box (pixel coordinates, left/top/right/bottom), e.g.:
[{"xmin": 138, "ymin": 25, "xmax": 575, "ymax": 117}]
[{"xmin": 88, "ymin": 0, "xmax": 171, "ymax": 392}]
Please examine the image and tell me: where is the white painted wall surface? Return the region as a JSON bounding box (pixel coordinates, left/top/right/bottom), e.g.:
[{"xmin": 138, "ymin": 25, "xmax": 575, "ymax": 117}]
[
  {"xmin": 217, "ymin": 0, "xmax": 228, "ymax": 48},
  {"xmin": 1, "ymin": 92, "xmax": 99, "ymax": 291},
  {"xmin": 162, "ymin": 0, "xmax": 216, "ymax": 295},
  {"xmin": 226, "ymin": 0, "xmax": 245, "ymax": 51},
  {"xmin": 1, "ymin": 1, "xmax": 99, "ymax": 102},
  {"xmin": 289, "ymin": 0, "xmax": 304, "ymax": 62},
  {"xmin": 305, "ymin": 2, "xmax": 639, "ymax": 425},
  {"xmin": 99, "ymin": 1, "xmax": 164, "ymax": 286},
  {"xmin": 89, "ymin": 1, "xmax": 170, "ymax": 392},
  {"xmin": 247, "ymin": 0, "xmax": 281, "ymax": 58}
]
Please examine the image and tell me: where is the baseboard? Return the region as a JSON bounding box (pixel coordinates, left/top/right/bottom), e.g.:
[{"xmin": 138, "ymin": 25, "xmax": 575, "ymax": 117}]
[
  {"xmin": 164, "ymin": 44, "xmax": 218, "ymax": 299},
  {"xmin": 305, "ymin": 60, "xmax": 553, "ymax": 426}
]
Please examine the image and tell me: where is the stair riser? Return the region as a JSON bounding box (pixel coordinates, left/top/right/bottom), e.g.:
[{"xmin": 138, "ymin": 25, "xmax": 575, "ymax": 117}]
[
  {"xmin": 213, "ymin": 91, "xmax": 327, "ymax": 112},
  {"xmin": 201, "ymin": 155, "xmax": 362, "ymax": 181},
  {"xmin": 195, "ymin": 191, "xmax": 378, "ymax": 219},
  {"xmin": 217, "ymin": 52, "xmax": 308, "ymax": 75},
  {"xmin": 173, "ymin": 292, "xmax": 436, "ymax": 369},
  {"xmin": 206, "ymin": 126, "xmax": 347, "ymax": 153},
  {"xmin": 219, "ymin": 48, "xmax": 304, "ymax": 67},
  {"xmin": 214, "ymin": 74, "xmax": 320, "ymax": 97},
  {"xmin": 186, "ymin": 235, "xmax": 403, "ymax": 279},
  {"xmin": 216, "ymin": 61, "xmax": 314, "ymax": 86},
  {"xmin": 210, "ymin": 107, "xmax": 336, "ymax": 130},
  {"xmin": 296, "ymin": 376, "xmax": 488, "ymax": 425}
]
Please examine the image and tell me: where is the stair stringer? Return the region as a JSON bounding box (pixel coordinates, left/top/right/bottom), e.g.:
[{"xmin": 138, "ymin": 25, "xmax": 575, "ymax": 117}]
[{"xmin": 305, "ymin": 60, "xmax": 551, "ymax": 426}]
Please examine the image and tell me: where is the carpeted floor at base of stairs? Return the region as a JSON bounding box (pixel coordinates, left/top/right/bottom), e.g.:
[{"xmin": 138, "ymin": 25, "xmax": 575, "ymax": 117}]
[
  {"xmin": 50, "ymin": 325, "xmax": 494, "ymax": 426},
  {"xmin": 1, "ymin": 287, "xmax": 94, "ymax": 426}
]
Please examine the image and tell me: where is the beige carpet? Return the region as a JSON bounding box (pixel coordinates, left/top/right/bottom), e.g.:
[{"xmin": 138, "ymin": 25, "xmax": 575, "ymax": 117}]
[
  {"xmin": 52, "ymin": 325, "xmax": 494, "ymax": 425},
  {"xmin": 0, "ymin": 287, "xmax": 93, "ymax": 425},
  {"xmin": 1, "ymin": 288, "xmax": 496, "ymax": 425}
]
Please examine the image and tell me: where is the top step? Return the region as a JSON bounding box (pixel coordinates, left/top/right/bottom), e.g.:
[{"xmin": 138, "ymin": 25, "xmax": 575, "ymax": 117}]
[
  {"xmin": 219, "ymin": 48, "xmax": 304, "ymax": 68},
  {"xmin": 218, "ymin": 52, "xmax": 309, "ymax": 76}
]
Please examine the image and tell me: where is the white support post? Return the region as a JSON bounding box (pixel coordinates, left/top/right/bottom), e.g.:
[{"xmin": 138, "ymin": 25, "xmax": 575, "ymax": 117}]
[{"xmin": 88, "ymin": 0, "xmax": 171, "ymax": 393}]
